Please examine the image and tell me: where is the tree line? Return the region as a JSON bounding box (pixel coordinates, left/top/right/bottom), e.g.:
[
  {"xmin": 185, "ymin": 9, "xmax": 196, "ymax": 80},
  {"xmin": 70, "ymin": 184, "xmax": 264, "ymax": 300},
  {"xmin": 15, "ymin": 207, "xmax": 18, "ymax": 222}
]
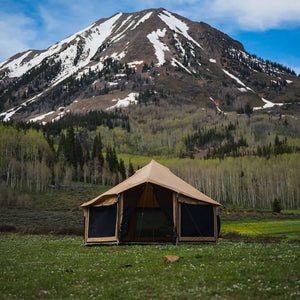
[{"xmin": 0, "ymin": 124, "xmax": 135, "ymax": 191}]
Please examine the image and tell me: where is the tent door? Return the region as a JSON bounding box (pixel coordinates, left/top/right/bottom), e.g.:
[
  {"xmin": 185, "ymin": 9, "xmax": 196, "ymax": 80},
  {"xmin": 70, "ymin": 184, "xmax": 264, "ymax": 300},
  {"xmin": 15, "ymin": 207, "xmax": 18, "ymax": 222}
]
[{"xmin": 121, "ymin": 183, "xmax": 174, "ymax": 243}]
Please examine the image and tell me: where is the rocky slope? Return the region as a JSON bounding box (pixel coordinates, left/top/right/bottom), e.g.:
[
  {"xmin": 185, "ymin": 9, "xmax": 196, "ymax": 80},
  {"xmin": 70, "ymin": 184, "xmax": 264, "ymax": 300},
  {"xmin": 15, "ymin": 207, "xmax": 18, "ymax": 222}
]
[{"xmin": 0, "ymin": 8, "xmax": 299, "ymax": 122}]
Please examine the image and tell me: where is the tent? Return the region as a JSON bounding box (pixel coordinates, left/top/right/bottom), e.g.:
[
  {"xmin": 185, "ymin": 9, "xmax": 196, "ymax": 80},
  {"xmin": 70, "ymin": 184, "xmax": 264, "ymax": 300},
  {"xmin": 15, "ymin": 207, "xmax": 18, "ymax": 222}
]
[{"xmin": 81, "ymin": 160, "xmax": 221, "ymax": 245}]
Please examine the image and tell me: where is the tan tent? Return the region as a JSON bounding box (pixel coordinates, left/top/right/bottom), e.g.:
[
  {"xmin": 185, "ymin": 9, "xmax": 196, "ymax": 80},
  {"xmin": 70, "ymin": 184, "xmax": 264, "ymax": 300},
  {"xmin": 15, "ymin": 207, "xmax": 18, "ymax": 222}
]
[{"xmin": 81, "ymin": 160, "xmax": 221, "ymax": 245}]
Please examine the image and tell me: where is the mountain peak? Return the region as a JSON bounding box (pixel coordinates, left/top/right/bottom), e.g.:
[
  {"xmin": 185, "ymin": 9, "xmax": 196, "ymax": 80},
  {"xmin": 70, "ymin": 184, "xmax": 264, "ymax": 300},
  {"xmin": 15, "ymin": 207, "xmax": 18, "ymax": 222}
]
[{"xmin": 0, "ymin": 8, "xmax": 298, "ymax": 122}]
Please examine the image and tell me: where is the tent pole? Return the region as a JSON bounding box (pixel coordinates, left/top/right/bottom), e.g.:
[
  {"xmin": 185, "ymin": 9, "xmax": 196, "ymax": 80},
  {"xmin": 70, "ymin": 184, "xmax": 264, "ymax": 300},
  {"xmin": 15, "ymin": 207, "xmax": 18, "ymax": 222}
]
[
  {"xmin": 116, "ymin": 194, "xmax": 121, "ymax": 245},
  {"xmin": 213, "ymin": 205, "xmax": 218, "ymax": 244},
  {"xmin": 174, "ymin": 192, "xmax": 179, "ymax": 246}
]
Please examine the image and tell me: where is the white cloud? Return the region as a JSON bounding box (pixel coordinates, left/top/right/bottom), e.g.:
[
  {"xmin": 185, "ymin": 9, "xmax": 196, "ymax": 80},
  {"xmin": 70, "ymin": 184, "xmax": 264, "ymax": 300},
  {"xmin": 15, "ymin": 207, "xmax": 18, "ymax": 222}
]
[{"xmin": 189, "ymin": 0, "xmax": 300, "ymax": 31}]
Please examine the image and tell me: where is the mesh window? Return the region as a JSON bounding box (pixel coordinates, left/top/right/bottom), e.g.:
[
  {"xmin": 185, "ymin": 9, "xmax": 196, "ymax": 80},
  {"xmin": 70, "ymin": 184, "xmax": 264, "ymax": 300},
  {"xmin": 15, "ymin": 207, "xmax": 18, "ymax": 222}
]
[
  {"xmin": 136, "ymin": 207, "xmax": 173, "ymax": 240},
  {"xmin": 88, "ymin": 204, "xmax": 117, "ymax": 238},
  {"xmin": 180, "ymin": 203, "xmax": 214, "ymax": 237}
]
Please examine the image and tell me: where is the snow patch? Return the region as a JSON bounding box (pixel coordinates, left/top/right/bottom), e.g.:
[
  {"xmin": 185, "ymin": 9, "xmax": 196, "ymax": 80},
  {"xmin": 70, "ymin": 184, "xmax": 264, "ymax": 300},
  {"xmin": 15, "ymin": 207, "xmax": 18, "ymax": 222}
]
[
  {"xmin": 173, "ymin": 33, "xmax": 185, "ymax": 57},
  {"xmin": 253, "ymin": 98, "xmax": 284, "ymax": 111},
  {"xmin": 112, "ymin": 20, "xmax": 136, "ymax": 43},
  {"xmin": 0, "ymin": 107, "xmax": 22, "ymax": 122},
  {"xmin": 115, "ymin": 15, "xmax": 133, "ymax": 33},
  {"xmin": 147, "ymin": 28, "xmax": 169, "ymax": 66},
  {"xmin": 0, "ymin": 91, "xmax": 46, "ymax": 121},
  {"xmin": 127, "ymin": 61, "xmax": 144, "ymax": 67},
  {"xmin": 209, "ymin": 58, "xmax": 216, "ymax": 63},
  {"xmin": 286, "ymin": 80, "xmax": 293, "ymax": 84},
  {"xmin": 209, "ymin": 97, "xmax": 226, "ymax": 114},
  {"xmin": 171, "ymin": 58, "xmax": 192, "ymax": 74},
  {"xmin": 106, "ymin": 92, "xmax": 139, "ymax": 110},
  {"xmin": 159, "ymin": 10, "xmax": 202, "ymax": 49},
  {"xmin": 2, "ymin": 13, "xmax": 122, "ymax": 79},
  {"xmin": 29, "ymin": 111, "xmax": 55, "ymax": 123},
  {"xmin": 223, "ymin": 69, "xmax": 254, "ymax": 92},
  {"xmin": 238, "ymin": 87, "xmax": 247, "ymax": 93},
  {"xmin": 131, "ymin": 12, "xmax": 153, "ymax": 30},
  {"xmin": 110, "ymin": 51, "xmax": 126, "ymax": 60}
]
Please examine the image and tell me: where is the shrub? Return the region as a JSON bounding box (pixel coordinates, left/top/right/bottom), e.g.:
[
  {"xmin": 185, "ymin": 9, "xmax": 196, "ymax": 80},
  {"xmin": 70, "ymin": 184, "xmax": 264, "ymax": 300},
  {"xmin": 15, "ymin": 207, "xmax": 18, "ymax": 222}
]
[{"xmin": 272, "ymin": 198, "xmax": 282, "ymax": 213}]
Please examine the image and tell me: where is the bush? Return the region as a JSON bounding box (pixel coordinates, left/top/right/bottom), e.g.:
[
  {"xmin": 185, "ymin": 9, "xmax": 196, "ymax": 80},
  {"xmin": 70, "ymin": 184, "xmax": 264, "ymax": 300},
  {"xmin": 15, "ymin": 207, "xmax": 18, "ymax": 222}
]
[{"xmin": 272, "ymin": 198, "xmax": 282, "ymax": 213}]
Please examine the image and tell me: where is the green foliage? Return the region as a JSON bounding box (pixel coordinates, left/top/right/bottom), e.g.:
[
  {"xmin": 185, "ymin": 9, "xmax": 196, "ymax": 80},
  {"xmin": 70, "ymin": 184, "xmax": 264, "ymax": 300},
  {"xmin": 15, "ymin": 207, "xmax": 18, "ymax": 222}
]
[
  {"xmin": 222, "ymin": 219, "xmax": 300, "ymax": 240},
  {"xmin": 0, "ymin": 234, "xmax": 299, "ymax": 299},
  {"xmin": 0, "ymin": 102, "xmax": 300, "ymax": 209}
]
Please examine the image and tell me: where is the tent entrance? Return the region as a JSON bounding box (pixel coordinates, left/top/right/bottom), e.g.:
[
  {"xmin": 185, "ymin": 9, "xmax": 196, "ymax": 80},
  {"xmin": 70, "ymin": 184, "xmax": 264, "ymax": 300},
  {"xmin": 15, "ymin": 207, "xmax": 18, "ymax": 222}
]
[{"xmin": 121, "ymin": 184, "xmax": 174, "ymax": 243}]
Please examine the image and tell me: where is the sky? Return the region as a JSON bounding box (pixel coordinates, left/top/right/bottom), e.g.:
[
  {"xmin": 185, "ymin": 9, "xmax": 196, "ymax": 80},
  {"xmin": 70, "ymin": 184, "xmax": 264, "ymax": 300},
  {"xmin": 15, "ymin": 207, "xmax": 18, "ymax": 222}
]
[{"xmin": 1, "ymin": 0, "xmax": 300, "ymax": 74}]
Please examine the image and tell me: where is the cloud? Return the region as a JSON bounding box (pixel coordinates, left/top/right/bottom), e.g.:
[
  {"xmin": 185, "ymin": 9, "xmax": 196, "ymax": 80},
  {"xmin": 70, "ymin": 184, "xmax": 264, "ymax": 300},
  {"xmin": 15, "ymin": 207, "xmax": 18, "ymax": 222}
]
[
  {"xmin": 0, "ymin": 12, "xmax": 36, "ymax": 62},
  {"xmin": 188, "ymin": 0, "xmax": 300, "ymax": 31}
]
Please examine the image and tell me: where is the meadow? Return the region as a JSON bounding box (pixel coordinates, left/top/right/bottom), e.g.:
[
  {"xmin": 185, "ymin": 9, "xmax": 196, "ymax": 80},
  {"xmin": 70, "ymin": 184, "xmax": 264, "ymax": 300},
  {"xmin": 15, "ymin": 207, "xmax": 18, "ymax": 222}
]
[{"xmin": 0, "ymin": 233, "xmax": 299, "ymax": 299}]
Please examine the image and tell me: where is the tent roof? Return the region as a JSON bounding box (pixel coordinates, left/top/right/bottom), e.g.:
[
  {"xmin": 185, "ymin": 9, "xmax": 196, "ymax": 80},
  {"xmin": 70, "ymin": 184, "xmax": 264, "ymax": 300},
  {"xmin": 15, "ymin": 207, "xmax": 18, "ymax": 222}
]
[{"xmin": 81, "ymin": 160, "xmax": 221, "ymax": 207}]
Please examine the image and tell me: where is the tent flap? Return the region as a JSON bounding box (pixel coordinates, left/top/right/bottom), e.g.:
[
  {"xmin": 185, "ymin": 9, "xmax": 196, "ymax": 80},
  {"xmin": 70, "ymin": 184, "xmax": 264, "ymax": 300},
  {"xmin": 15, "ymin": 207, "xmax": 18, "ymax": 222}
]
[
  {"xmin": 178, "ymin": 194, "xmax": 209, "ymax": 205},
  {"xmin": 92, "ymin": 196, "xmax": 118, "ymax": 207}
]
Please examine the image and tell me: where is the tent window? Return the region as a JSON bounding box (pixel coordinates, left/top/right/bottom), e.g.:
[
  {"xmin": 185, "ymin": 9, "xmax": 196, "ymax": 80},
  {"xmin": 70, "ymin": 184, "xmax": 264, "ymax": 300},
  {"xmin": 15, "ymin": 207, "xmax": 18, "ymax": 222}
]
[
  {"xmin": 180, "ymin": 203, "xmax": 214, "ymax": 237},
  {"xmin": 88, "ymin": 204, "xmax": 117, "ymax": 238}
]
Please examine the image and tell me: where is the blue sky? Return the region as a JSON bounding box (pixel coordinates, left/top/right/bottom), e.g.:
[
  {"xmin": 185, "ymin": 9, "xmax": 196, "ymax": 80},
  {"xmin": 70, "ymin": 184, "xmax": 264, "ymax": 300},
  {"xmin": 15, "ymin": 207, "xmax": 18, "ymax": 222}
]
[{"xmin": 1, "ymin": 0, "xmax": 300, "ymax": 74}]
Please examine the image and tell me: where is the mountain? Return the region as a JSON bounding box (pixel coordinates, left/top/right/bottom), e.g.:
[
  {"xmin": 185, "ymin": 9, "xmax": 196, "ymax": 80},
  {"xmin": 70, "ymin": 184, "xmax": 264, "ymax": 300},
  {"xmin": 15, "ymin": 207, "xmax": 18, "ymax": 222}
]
[{"xmin": 0, "ymin": 8, "xmax": 299, "ymax": 122}]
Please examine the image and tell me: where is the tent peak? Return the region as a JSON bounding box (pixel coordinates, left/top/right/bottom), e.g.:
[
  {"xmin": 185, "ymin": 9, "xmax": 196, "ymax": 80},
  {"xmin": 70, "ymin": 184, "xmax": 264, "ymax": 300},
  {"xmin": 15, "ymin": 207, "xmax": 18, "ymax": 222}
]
[{"xmin": 81, "ymin": 159, "xmax": 221, "ymax": 207}]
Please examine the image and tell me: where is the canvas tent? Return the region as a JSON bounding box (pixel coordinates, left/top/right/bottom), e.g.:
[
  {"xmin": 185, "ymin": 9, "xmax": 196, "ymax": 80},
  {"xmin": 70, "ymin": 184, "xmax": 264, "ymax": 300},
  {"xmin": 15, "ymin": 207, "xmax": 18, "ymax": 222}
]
[{"xmin": 81, "ymin": 160, "xmax": 221, "ymax": 245}]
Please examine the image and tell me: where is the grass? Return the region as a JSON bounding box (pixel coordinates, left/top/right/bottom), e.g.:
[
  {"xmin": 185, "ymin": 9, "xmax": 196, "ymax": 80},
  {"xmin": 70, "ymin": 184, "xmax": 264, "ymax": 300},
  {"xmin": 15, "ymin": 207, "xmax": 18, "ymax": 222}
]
[
  {"xmin": 221, "ymin": 219, "xmax": 300, "ymax": 240},
  {"xmin": 282, "ymin": 210, "xmax": 300, "ymax": 214},
  {"xmin": 0, "ymin": 233, "xmax": 299, "ymax": 299}
]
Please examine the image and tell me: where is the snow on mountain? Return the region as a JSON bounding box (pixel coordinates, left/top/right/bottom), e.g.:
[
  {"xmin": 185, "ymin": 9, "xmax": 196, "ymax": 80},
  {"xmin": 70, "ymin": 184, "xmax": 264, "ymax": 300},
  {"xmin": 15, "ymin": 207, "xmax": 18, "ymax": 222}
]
[
  {"xmin": 131, "ymin": 11, "xmax": 153, "ymax": 30},
  {"xmin": 147, "ymin": 28, "xmax": 169, "ymax": 66},
  {"xmin": 0, "ymin": 8, "xmax": 299, "ymax": 122},
  {"xmin": 222, "ymin": 69, "xmax": 254, "ymax": 92},
  {"xmin": 158, "ymin": 10, "xmax": 202, "ymax": 49},
  {"xmin": 107, "ymin": 92, "xmax": 139, "ymax": 110}
]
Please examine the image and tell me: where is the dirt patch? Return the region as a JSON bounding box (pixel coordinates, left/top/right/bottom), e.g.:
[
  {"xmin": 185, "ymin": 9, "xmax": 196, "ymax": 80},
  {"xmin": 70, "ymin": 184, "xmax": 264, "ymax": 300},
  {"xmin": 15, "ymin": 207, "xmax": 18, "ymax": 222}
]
[
  {"xmin": 110, "ymin": 248, "xmax": 128, "ymax": 253},
  {"xmin": 0, "ymin": 209, "xmax": 83, "ymax": 236}
]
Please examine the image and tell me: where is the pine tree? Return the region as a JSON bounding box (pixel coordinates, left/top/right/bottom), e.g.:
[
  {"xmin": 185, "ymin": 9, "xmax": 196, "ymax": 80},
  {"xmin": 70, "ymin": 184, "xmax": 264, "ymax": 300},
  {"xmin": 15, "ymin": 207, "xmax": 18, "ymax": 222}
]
[
  {"xmin": 272, "ymin": 198, "xmax": 282, "ymax": 213},
  {"xmin": 92, "ymin": 133, "xmax": 104, "ymax": 166},
  {"xmin": 119, "ymin": 158, "xmax": 126, "ymax": 180},
  {"xmin": 128, "ymin": 160, "xmax": 135, "ymax": 177}
]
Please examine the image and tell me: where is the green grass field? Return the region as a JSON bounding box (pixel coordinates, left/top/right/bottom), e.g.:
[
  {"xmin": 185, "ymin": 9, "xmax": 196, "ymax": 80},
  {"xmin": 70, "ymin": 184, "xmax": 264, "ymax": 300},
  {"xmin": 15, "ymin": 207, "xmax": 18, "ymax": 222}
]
[
  {"xmin": 221, "ymin": 219, "xmax": 300, "ymax": 240},
  {"xmin": 0, "ymin": 234, "xmax": 299, "ymax": 299}
]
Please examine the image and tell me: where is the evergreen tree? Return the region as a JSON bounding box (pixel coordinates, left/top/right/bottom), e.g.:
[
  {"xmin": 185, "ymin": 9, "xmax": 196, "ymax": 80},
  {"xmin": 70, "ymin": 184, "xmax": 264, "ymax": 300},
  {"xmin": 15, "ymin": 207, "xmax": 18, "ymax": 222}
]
[
  {"xmin": 119, "ymin": 158, "xmax": 126, "ymax": 180},
  {"xmin": 128, "ymin": 160, "xmax": 135, "ymax": 177},
  {"xmin": 92, "ymin": 133, "xmax": 104, "ymax": 166},
  {"xmin": 272, "ymin": 198, "xmax": 282, "ymax": 213}
]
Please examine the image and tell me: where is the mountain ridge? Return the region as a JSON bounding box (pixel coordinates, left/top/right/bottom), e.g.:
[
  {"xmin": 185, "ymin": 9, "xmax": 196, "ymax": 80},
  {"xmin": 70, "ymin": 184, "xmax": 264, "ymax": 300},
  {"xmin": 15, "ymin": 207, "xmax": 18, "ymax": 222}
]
[{"xmin": 0, "ymin": 8, "xmax": 299, "ymax": 123}]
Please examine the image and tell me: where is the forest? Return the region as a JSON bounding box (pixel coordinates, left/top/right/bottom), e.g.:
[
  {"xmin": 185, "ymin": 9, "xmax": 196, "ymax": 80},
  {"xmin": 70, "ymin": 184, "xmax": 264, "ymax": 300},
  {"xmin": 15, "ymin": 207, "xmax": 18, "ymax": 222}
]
[{"xmin": 0, "ymin": 101, "xmax": 299, "ymax": 209}]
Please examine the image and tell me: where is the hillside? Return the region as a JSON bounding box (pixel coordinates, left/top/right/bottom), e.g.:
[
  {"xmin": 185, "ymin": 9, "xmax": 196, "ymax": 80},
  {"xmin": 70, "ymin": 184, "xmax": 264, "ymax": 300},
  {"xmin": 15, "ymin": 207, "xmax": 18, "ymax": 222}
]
[
  {"xmin": 0, "ymin": 8, "xmax": 299, "ymax": 123},
  {"xmin": 0, "ymin": 8, "xmax": 299, "ymax": 212}
]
